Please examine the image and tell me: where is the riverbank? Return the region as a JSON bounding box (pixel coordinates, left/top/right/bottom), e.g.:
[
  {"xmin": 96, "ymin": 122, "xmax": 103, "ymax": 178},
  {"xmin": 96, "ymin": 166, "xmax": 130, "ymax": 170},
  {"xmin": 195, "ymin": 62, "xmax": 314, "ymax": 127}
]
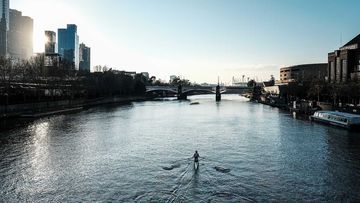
[{"xmin": 0, "ymin": 95, "xmax": 152, "ymax": 120}]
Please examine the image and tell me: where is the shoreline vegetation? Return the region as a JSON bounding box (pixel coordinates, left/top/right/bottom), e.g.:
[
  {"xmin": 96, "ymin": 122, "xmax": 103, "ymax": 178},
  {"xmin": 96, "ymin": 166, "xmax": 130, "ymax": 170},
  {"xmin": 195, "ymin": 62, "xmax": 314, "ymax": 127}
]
[
  {"xmin": 0, "ymin": 55, "xmax": 198, "ymax": 121},
  {"xmin": 0, "ymin": 55, "xmax": 153, "ymax": 119}
]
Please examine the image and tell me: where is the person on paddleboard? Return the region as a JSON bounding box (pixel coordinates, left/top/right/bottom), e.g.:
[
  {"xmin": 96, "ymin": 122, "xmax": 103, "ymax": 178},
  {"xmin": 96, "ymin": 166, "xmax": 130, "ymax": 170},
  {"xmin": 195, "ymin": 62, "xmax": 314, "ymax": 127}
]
[{"xmin": 193, "ymin": 151, "xmax": 200, "ymax": 163}]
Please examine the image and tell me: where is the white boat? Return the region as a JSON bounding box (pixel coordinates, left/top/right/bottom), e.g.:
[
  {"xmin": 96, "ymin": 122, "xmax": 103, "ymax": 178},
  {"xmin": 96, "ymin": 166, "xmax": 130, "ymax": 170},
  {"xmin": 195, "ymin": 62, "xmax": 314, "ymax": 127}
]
[{"xmin": 311, "ymin": 111, "xmax": 360, "ymax": 130}]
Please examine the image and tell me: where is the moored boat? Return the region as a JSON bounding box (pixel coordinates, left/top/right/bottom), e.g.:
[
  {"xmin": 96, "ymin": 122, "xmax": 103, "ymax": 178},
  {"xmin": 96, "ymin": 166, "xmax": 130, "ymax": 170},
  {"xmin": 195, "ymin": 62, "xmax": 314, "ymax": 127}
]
[{"xmin": 311, "ymin": 111, "xmax": 360, "ymax": 130}]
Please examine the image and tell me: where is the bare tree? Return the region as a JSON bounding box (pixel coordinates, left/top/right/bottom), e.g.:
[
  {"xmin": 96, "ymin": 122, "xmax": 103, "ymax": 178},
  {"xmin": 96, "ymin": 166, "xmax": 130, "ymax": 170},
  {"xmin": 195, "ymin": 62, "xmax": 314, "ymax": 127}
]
[{"xmin": 93, "ymin": 65, "xmax": 103, "ymax": 72}]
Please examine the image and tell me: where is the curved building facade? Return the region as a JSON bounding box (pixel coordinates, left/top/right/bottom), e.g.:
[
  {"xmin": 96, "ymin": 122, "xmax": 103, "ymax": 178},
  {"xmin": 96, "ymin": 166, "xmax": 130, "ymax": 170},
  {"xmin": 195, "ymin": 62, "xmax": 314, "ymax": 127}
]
[{"xmin": 280, "ymin": 63, "xmax": 328, "ymax": 83}]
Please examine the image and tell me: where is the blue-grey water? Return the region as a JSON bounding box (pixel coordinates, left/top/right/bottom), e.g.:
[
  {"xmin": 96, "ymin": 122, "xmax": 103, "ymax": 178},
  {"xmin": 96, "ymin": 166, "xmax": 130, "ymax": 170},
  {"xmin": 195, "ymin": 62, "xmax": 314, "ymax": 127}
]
[{"xmin": 1, "ymin": 95, "xmax": 360, "ymax": 202}]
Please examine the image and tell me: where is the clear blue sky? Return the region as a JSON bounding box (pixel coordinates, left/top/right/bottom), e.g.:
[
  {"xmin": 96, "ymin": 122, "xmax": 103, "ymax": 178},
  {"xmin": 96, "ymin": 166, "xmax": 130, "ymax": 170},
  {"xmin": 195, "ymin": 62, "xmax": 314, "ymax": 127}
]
[{"xmin": 11, "ymin": 0, "xmax": 360, "ymax": 83}]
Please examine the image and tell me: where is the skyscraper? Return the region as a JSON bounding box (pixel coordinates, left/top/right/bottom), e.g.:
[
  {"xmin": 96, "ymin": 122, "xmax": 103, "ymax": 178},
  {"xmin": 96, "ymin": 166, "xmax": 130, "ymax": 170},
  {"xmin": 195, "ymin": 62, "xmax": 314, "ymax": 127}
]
[
  {"xmin": 58, "ymin": 24, "xmax": 79, "ymax": 70},
  {"xmin": 79, "ymin": 43, "xmax": 90, "ymax": 72},
  {"xmin": 8, "ymin": 9, "xmax": 33, "ymax": 59},
  {"xmin": 45, "ymin": 31, "xmax": 57, "ymax": 54},
  {"xmin": 0, "ymin": 0, "xmax": 9, "ymax": 30},
  {"xmin": 0, "ymin": 0, "xmax": 9, "ymax": 57},
  {"xmin": 44, "ymin": 30, "xmax": 60, "ymax": 67}
]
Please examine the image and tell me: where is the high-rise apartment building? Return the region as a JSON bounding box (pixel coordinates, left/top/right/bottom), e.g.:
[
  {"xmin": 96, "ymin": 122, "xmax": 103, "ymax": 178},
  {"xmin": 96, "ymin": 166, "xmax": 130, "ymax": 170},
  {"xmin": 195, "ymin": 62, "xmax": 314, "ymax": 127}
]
[
  {"xmin": 58, "ymin": 24, "xmax": 79, "ymax": 70},
  {"xmin": 79, "ymin": 43, "xmax": 90, "ymax": 72},
  {"xmin": 8, "ymin": 9, "xmax": 33, "ymax": 59},
  {"xmin": 0, "ymin": 0, "xmax": 9, "ymax": 57}
]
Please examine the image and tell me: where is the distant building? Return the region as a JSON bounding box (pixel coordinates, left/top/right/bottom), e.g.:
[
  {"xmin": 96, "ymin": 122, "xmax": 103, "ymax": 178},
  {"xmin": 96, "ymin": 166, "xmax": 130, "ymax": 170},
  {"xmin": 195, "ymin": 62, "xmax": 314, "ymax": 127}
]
[
  {"xmin": 279, "ymin": 63, "xmax": 327, "ymax": 83},
  {"xmin": 79, "ymin": 43, "xmax": 90, "ymax": 72},
  {"xmin": 328, "ymin": 34, "xmax": 360, "ymax": 83},
  {"xmin": 0, "ymin": 0, "xmax": 9, "ymax": 57},
  {"xmin": 44, "ymin": 31, "xmax": 60, "ymax": 67},
  {"xmin": 112, "ymin": 70, "xmax": 137, "ymax": 78},
  {"xmin": 58, "ymin": 24, "xmax": 79, "ymax": 70},
  {"xmin": 232, "ymin": 82, "xmax": 248, "ymax": 87},
  {"xmin": 8, "ymin": 9, "xmax": 33, "ymax": 59}
]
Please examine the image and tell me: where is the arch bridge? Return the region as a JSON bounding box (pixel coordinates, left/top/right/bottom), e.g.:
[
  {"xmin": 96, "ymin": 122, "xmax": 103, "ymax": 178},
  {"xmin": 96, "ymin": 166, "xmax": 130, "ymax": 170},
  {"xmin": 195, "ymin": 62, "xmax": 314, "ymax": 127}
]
[{"xmin": 146, "ymin": 85, "xmax": 226, "ymax": 100}]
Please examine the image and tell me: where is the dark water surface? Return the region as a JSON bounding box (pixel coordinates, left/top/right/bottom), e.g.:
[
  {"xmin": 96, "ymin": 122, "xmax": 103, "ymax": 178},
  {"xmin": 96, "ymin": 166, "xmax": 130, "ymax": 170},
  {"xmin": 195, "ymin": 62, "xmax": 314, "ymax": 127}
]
[{"xmin": 1, "ymin": 95, "xmax": 360, "ymax": 202}]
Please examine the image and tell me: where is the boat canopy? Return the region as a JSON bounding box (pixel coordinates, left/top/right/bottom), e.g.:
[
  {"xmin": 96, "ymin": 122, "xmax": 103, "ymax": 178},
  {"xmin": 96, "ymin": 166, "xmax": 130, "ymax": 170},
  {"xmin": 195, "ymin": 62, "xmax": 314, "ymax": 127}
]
[{"xmin": 316, "ymin": 111, "xmax": 360, "ymax": 123}]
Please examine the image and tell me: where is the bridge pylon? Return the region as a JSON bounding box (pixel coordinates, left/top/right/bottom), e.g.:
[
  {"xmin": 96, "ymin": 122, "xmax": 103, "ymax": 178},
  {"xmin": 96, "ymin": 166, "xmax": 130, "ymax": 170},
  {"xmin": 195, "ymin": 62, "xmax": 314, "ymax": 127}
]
[
  {"xmin": 177, "ymin": 84, "xmax": 187, "ymax": 100},
  {"xmin": 216, "ymin": 84, "xmax": 221, "ymax": 102}
]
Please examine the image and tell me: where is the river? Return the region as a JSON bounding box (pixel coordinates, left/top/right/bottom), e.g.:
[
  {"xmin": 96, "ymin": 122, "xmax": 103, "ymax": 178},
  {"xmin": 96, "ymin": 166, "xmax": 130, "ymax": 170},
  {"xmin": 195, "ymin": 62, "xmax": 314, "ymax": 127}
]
[{"xmin": 0, "ymin": 95, "xmax": 360, "ymax": 202}]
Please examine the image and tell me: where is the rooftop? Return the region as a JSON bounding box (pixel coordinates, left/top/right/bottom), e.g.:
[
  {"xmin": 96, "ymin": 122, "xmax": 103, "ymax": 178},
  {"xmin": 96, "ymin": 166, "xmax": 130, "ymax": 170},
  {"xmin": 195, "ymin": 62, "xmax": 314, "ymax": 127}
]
[
  {"xmin": 342, "ymin": 34, "xmax": 360, "ymax": 47},
  {"xmin": 340, "ymin": 34, "xmax": 360, "ymax": 51},
  {"xmin": 281, "ymin": 63, "xmax": 327, "ymax": 70}
]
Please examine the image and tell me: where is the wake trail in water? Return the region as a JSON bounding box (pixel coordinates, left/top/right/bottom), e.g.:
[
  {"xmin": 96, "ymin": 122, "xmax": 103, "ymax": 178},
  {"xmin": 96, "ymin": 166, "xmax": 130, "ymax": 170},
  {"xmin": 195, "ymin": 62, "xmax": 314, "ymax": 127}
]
[
  {"xmin": 165, "ymin": 157, "xmax": 238, "ymax": 202},
  {"xmin": 166, "ymin": 161, "xmax": 194, "ymax": 203}
]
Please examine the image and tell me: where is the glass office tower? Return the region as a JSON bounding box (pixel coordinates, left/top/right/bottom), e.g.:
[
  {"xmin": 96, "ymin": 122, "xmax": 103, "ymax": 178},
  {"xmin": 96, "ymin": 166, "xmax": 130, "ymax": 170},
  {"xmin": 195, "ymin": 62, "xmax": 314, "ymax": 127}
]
[
  {"xmin": 0, "ymin": 0, "xmax": 9, "ymax": 57},
  {"xmin": 79, "ymin": 43, "xmax": 91, "ymax": 72},
  {"xmin": 58, "ymin": 24, "xmax": 79, "ymax": 70},
  {"xmin": 0, "ymin": 0, "xmax": 9, "ymax": 30}
]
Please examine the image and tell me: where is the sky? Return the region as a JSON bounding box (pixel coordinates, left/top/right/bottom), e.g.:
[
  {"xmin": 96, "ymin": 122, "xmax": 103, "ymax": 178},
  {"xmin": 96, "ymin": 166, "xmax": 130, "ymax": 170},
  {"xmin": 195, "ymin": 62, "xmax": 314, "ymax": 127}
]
[{"xmin": 10, "ymin": 0, "xmax": 360, "ymax": 84}]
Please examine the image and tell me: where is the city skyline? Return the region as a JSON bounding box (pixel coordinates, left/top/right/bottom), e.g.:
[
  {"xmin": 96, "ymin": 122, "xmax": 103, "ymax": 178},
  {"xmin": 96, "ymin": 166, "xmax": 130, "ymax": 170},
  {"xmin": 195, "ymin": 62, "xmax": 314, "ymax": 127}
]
[{"xmin": 10, "ymin": 0, "xmax": 360, "ymax": 83}]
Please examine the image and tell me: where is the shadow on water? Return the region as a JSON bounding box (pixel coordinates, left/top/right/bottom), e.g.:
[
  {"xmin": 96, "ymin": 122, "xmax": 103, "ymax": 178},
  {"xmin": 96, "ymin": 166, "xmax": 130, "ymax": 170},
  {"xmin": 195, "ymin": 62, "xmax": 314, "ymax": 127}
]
[
  {"xmin": 0, "ymin": 118, "xmax": 35, "ymax": 133},
  {"xmin": 0, "ymin": 102, "xmax": 135, "ymax": 134}
]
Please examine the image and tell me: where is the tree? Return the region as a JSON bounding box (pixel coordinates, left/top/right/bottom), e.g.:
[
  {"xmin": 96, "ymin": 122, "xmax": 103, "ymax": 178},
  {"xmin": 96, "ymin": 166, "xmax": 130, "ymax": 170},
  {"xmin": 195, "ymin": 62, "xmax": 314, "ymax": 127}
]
[
  {"xmin": 134, "ymin": 79, "xmax": 146, "ymax": 94},
  {"xmin": 0, "ymin": 57, "xmax": 13, "ymax": 84},
  {"xmin": 93, "ymin": 65, "xmax": 103, "ymax": 72},
  {"xmin": 154, "ymin": 79, "xmax": 166, "ymax": 86},
  {"xmin": 102, "ymin": 66, "xmax": 109, "ymax": 72},
  {"xmin": 149, "ymin": 76, "xmax": 156, "ymax": 85},
  {"xmin": 270, "ymin": 75, "xmax": 275, "ymax": 82},
  {"xmin": 170, "ymin": 76, "xmax": 191, "ymax": 86},
  {"xmin": 247, "ymin": 79, "xmax": 256, "ymax": 88}
]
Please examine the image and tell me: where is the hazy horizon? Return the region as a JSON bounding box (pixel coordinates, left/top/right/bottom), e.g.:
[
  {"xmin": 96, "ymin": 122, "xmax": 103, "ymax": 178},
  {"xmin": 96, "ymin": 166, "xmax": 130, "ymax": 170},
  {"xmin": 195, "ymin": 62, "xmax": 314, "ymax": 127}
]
[{"xmin": 11, "ymin": 0, "xmax": 360, "ymax": 83}]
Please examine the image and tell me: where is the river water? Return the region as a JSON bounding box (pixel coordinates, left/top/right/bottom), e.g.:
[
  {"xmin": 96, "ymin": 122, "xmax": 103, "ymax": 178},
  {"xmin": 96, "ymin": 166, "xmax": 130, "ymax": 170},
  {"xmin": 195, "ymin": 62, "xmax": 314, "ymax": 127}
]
[{"xmin": 0, "ymin": 95, "xmax": 360, "ymax": 202}]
